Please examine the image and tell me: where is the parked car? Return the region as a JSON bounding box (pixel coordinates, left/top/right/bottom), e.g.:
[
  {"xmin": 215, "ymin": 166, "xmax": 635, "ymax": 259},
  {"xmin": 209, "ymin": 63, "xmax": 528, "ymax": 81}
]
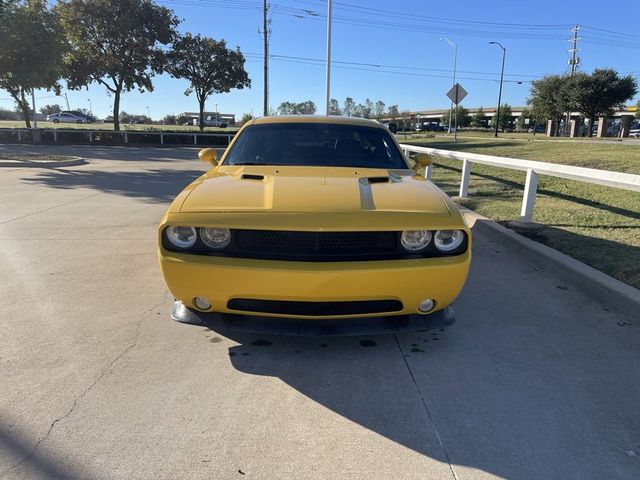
[
  {"xmin": 47, "ymin": 112, "xmax": 88, "ymax": 124},
  {"xmin": 384, "ymin": 121, "xmax": 398, "ymax": 134},
  {"xmin": 630, "ymin": 129, "xmax": 640, "ymax": 138},
  {"xmin": 158, "ymin": 116, "xmax": 472, "ymax": 329},
  {"xmin": 61, "ymin": 110, "xmax": 95, "ymax": 123},
  {"xmin": 203, "ymin": 116, "xmax": 228, "ymax": 128}
]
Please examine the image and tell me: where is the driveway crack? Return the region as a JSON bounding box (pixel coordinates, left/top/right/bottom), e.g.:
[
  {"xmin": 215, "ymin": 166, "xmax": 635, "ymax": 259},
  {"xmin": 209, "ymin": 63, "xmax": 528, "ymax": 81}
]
[
  {"xmin": 0, "ymin": 292, "xmax": 169, "ymax": 478},
  {"xmin": 393, "ymin": 334, "xmax": 459, "ymax": 480}
]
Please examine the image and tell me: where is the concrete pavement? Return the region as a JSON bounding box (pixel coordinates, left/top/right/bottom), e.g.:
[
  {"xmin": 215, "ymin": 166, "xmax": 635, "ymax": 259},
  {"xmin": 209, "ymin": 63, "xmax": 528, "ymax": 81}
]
[{"xmin": 0, "ymin": 144, "xmax": 639, "ymax": 479}]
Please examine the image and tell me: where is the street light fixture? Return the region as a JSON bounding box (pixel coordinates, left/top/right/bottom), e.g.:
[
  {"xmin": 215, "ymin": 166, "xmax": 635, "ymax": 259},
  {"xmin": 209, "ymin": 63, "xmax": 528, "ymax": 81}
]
[
  {"xmin": 489, "ymin": 41, "xmax": 506, "ymax": 138},
  {"xmin": 440, "ymin": 38, "xmax": 457, "ymax": 136}
]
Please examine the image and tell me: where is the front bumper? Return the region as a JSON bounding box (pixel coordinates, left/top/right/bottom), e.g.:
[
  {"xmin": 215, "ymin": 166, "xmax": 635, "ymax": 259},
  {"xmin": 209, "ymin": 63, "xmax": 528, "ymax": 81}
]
[
  {"xmin": 172, "ymin": 300, "xmax": 455, "ymax": 336},
  {"xmin": 159, "ymin": 249, "xmax": 470, "ymax": 319}
]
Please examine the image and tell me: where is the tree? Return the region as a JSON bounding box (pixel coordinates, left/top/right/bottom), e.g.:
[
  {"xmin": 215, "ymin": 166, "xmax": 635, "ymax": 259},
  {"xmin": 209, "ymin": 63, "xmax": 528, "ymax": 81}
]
[
  {"xmin": 276, "ymin": 100, "xmax": 316, "ymax": 115},
  {"xmin": 374, "ymin": 100, "xmax": 385, "ymax": 118},
  {"xmin": 162, "ymin": 114, "xmax": 177, "ymax": 125},
  {"xmin": 119, "ymin": 111, "xmax": 150, "ymax": 124},
  {"xmin": 490, "ymin": 103, "xmax": 513, "ymax": 131},
  {"xmin": 240, "ymin": 113, "xmax": 254, "ymax": 125},
  {"xmin": 40, "ymin": 104, "xmax": 62, "ymax": 116},
  {"xmin": 362, "ymin": 98, "xmax": 374, "ymax": 118},
  {"xmin": 442, "ymin": 106, "xmax": 471, "ymax": 128},
  {"xmin": 0, "ymin": 0, "xmax": 66, "ymax": 128},
  {"xmin": 343, "ymin": 97, "xmax": 355, "ymax": 116},
  {"xmin": 569, "ymin": 69, "xmax": 637, "ymax": 137},
  {"xmin": 57, "ymin": 0, "xmax": 179, "ymax": 131},
  {"xmin": 328, "ymin": 98, "xmax": 341, "ymax": 115},
  {"xmin": 166, "ymin": 33, "xmax": 250, "ymax": 132},
  {"xmin": 516, "ymin": 108, "xmax": 529, "ymax": 131},
  {"xmin": 276, "ymin": 102, "xmax": 295, "ymax": 115},
  {"xmin": 472, "ymin": 107, "xmax": 486, "ymax": 128},
  {"xmin": 296, "ymin": 100, "xmax": 316, "ymax": 115},
  {"xmin": 527, "ymin": 74, "xmax": 573, "ymax": 132},
  {"xmin": 387, "ymin": 105, "xmax": 399, "ymax": 119},
  {"xmin": 0, "ymin": 107, "xmax": 19, "ymax": 120}
]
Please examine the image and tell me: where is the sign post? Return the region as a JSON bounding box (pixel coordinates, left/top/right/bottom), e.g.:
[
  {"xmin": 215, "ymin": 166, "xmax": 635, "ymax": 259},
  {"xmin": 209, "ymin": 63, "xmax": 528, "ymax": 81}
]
[{"xmin": 446, "ymin": 83, "xmax": 468, "ymax": 143}]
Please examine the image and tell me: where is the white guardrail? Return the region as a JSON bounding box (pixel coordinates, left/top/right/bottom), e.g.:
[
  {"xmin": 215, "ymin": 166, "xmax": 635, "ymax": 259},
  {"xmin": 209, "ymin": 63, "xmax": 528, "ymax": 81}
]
[
  {"xmin": 400, "ymin": 144, "xmax": 640, "ymax": 223},
  {"xmin": 2, "ymin": 128, "xmax": 234, "ymax": 145}
]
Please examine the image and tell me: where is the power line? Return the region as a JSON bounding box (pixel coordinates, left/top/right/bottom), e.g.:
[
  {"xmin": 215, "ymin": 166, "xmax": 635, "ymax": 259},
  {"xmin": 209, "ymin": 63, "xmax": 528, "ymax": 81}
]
[
  {"xmin": 290, "ymin": 0, "xmax": 569, "ymax": 29},
  {"xmin": 244, "ymin": 52, "xmax": 532, "ymax": 83},
  {"xmin": 159, "ymin": 0, "xmax": 640, "ymax": 47},
  {"xmin": 247, "ymin": 52, "xmax": 542, "ymax": 78}
]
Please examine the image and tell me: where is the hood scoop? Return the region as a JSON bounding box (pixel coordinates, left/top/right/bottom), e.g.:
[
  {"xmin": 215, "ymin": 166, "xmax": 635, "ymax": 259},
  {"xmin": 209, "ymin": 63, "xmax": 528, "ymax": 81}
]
[
  {"xmin": 366, "ymin": 176, "xmax": 390, "ymax": 184},
  {"xmin": 241, "ymin": 174, "xmax": 265, "ymax": 181}
]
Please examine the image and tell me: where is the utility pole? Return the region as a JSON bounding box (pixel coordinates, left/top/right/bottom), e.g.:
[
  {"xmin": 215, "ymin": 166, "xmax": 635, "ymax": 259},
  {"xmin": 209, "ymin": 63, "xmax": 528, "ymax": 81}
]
[
  {"xmin": 262, "ymin": 0, "xmax": 270, "ymax": 116},
  {"xmin": 568, "ymin": 24, "xmax": 581, "ymax": 76},
  {"xmin": 489, "ymin": 42, "xmax": 506, "ymax": 138},
  {"xmin": 565, "ymin": 24, "xmax": 581, "ymax": 136},
  {"xmin": 64, "ymin": 93, "xmax": 70, "ymax": 110}
]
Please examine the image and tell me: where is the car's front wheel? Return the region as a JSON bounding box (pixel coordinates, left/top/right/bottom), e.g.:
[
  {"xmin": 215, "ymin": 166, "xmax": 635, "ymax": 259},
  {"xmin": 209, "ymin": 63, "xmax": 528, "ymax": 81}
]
[
  {"xmin": 76, "ymin": 120, "xmax": 83, "ymax": 124},
  {"xmin": 53, "ymin": 119, "xmax": 59, "ymax": 124}
]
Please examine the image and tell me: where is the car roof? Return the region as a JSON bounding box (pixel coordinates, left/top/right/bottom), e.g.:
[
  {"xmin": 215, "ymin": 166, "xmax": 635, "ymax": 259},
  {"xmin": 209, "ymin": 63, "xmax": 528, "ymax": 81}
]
[{"xmin": 249, "ymin": 115, "xmax": 382, "ymax": 128}]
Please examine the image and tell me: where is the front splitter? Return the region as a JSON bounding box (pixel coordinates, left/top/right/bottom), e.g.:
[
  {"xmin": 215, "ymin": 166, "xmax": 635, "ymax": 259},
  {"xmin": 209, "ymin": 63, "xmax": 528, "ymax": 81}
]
[{"xmin": 171, "ymin": 301, "xmax": 455, "ymax": 337}]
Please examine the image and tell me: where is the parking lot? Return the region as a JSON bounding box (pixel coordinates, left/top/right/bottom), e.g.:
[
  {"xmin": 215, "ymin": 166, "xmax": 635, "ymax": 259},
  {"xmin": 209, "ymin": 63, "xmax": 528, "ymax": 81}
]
[{"xmin": 1, "ymin": 145, "xmax": 639, "ymax": 479}]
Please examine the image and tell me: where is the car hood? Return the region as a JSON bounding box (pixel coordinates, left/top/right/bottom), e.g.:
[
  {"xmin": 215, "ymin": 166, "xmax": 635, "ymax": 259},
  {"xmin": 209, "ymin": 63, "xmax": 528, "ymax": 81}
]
[{"xmin": 178, "ymin": 166, "xmax": 451, "ymax": 216}]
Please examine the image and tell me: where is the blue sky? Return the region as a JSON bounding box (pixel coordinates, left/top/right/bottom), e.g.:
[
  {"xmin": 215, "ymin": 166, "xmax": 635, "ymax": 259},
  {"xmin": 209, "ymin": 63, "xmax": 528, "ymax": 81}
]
[{"xmin": 10, "ymin": 0, "xmax": 640, "ymax": 119}]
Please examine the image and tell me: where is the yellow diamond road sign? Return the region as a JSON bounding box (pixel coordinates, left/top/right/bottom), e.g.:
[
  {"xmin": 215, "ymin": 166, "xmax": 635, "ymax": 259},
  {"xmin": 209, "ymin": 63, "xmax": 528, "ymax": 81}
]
[{"xmin": 447, "ymin": 83, "xmax": 468, "ymax": 105}]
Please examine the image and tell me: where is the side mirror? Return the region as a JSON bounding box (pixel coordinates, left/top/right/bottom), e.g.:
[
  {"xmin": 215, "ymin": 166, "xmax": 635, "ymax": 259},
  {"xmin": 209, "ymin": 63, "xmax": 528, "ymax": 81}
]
[
  {"xmin": 414, "ymin": 153, "xmax": 433, "ymax": 167},
  {"xmin": 198, "ymin": 148, "xmax": 218, "ymax": 166}
]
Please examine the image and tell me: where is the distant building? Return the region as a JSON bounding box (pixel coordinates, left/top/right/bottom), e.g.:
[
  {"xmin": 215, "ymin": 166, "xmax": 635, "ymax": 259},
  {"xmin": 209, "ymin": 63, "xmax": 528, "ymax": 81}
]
[{"xmin": 180, "ymin": 112, "xmax": 236, "ymax": 126}]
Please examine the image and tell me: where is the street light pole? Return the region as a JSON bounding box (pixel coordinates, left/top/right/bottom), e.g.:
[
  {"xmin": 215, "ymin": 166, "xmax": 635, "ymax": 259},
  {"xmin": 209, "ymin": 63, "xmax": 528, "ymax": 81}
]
[
  {"xmin": 325, "ymin": 0, "xmax": 332, "ymax": 115},
  {"xmin": 87, "ymin": 98, "xmax": 92, "ymax": 114},
  {"xmin": 489, "ymin": 41, "xmax": 506, "ymax": 138},
  {"xmin": 440, "ymin": 38, "xmax": 457, "ymax": 136}
]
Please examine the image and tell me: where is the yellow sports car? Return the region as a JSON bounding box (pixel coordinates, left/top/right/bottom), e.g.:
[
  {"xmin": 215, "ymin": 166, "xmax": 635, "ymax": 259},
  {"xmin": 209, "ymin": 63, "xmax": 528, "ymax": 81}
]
[{"xmin": 158, "ymin": 116, "xmax": 471, "ymax": 333}]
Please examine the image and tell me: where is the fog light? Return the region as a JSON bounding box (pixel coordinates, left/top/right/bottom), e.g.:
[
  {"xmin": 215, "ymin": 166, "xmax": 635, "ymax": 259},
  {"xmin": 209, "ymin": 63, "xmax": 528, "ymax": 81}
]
[
  {"xmin": 193, "ymin": 297, "xmax": 211, "ymax": 311},
  {"xmin": 418, "ymin": 298, "xmax": 435, "ymax": 313}
]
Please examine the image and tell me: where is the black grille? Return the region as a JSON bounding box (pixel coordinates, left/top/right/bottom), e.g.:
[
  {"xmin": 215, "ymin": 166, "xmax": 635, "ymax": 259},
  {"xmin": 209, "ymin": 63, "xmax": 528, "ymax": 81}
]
[
  {"xmin": 162, "ymin": 228, "xmax": 468, "ymax": 261},
  {"xmin": 227, "ymin": 298, "xmax": 403, "ymax": 316},
  {"xmin": 234, "ymin": 230, "xmax": 399, "ymax": 259}
]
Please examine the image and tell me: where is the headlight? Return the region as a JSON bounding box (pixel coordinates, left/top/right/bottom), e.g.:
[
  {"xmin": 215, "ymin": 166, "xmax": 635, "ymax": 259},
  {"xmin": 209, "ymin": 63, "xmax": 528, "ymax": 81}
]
[
  {"xmin": 401, "ymin": 230, "xmax": 432, "ymax": 252},
  {"xmin": 434, "ymin": 230, "xmax": 464, "ymax": 252},
  {"xmin": 165, "ymin": 226, "xmax": 197, "ymax": 249},
  {"xmin": 200, "ymin": 227, "xmax": 231, "ymax": 250}
]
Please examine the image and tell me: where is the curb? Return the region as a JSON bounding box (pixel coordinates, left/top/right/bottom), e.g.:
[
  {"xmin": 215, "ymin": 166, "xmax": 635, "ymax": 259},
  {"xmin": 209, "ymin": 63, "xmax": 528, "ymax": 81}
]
[
  {"xmin": 462, "ymin": 207, "xmax": 640, "ymax": 313},
  {"xmin": 0, "ymin": 156, "xmax": 86, "ymax": 168}
]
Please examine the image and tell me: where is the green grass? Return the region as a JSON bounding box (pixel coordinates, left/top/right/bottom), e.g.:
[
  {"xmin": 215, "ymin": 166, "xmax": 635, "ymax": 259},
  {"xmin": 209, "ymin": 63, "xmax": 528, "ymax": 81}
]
[
  {"xmin": 405, "ymin": 136, "xmax": 640, "ymax": 289},
  {"xmin": 0, "ymin": 120, "xmax": 239, "ymax": 133}
]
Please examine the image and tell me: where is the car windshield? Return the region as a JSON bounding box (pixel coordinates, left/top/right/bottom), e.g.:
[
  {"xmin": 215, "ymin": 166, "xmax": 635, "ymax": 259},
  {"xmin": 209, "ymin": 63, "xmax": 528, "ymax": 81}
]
[{"xmin": 223, "ymin": 122, "xmax": 408, "ymax": 169}]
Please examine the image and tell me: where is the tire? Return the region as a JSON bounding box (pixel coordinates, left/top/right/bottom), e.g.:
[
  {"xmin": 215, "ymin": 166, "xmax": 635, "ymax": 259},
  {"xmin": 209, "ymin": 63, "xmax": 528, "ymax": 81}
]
[
  {"xmin": 221, "ymin": 123, "xmax": 228, "ymax": 128},
  {"xmin": 76, "ymin": 120, "xmax": 83, "ymax": 124},
  {"xmin": 53, "ymin": 119, "xmax": 59, "ymax": 124}
]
